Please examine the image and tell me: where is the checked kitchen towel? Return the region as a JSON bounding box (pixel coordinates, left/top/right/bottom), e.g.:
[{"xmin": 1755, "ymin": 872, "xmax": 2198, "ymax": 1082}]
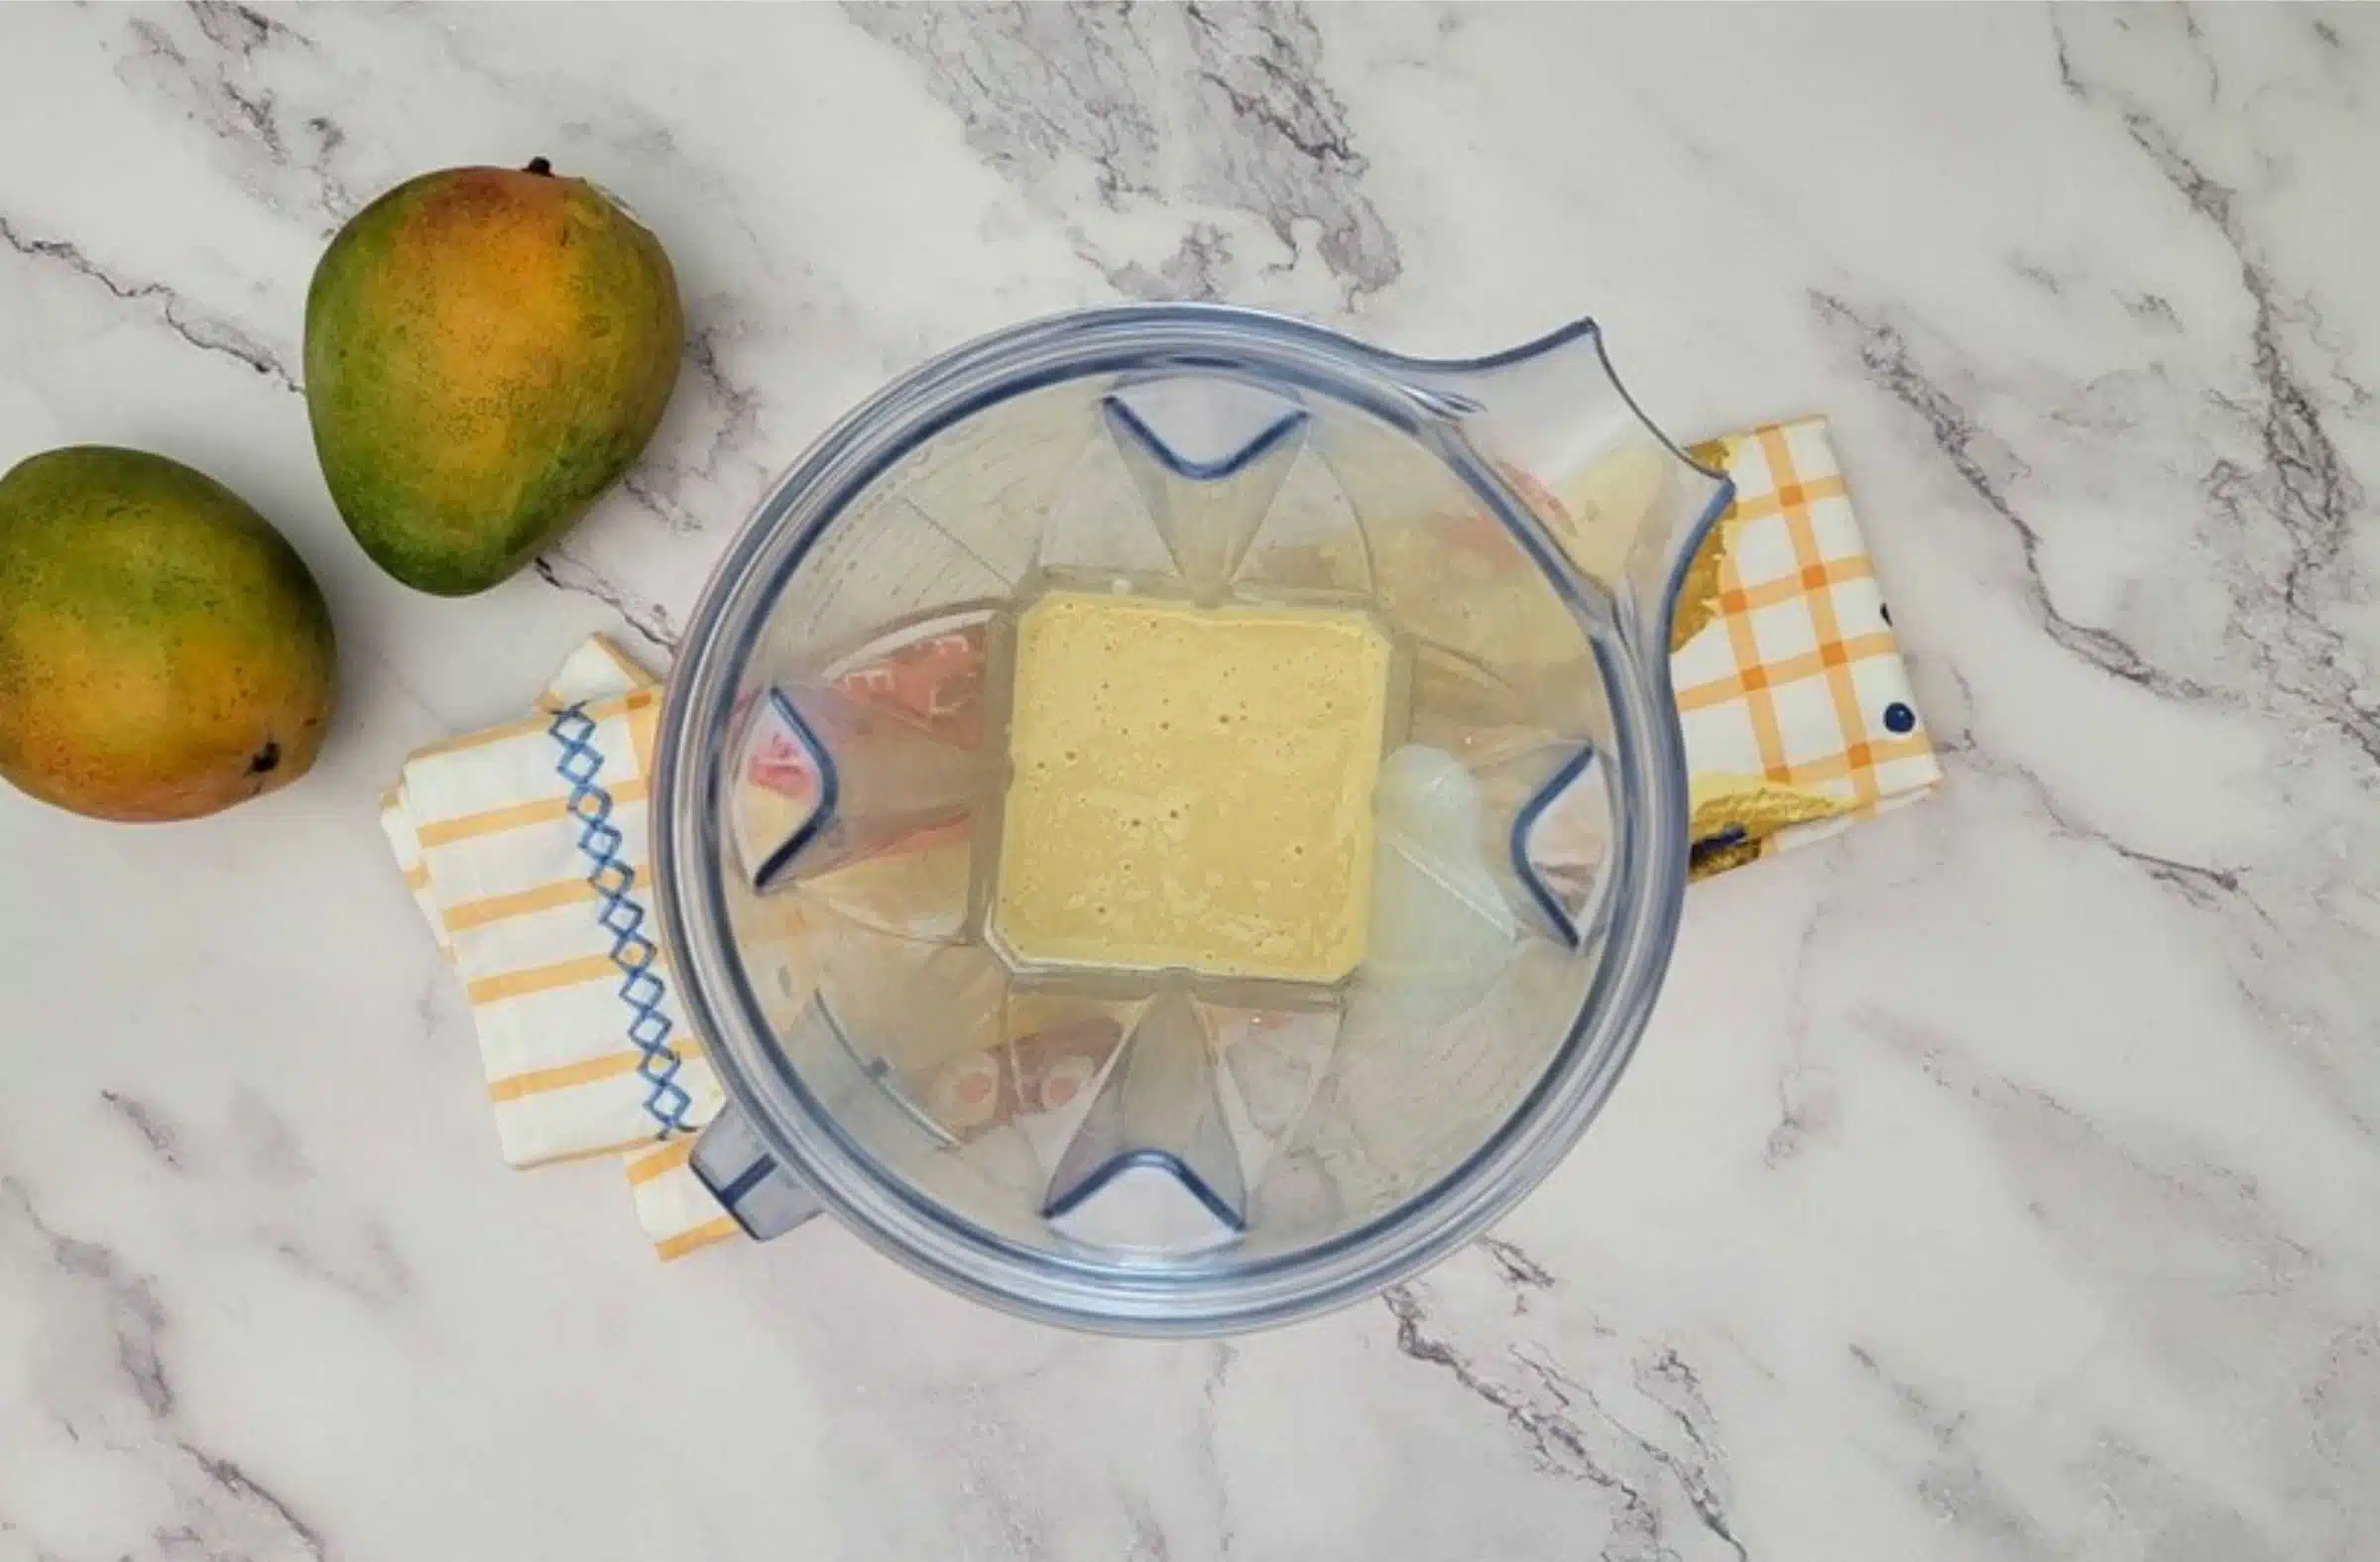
[{"xmin": 1666, "ymin": 415, "xmax": 1941, "ymax": 875}]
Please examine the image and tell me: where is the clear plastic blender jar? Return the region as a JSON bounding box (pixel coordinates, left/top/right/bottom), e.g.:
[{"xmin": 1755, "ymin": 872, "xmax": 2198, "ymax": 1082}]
[{"xmin": 653, "ymin": 305, "xmax": 1730, "ymax": 1334}]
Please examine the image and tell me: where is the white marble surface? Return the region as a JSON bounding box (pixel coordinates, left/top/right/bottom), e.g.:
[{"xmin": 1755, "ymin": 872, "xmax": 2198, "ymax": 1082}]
[{"xmin": 2, "ymin": 3, "xmax": 2376, "ymax": 1558}]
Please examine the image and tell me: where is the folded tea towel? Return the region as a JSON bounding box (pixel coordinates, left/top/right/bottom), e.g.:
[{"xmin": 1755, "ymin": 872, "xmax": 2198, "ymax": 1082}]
[
  {"xmin": 380, "ymin": 638, "xmax": 740, "ymax": 1262},
  {"xmin": 380, "ymin": 413, "xmax": 1939, "ymax": 1262},
  {"xmin": 1665, "ymin": 415, "xmax": 1942, "ymax": 875}
]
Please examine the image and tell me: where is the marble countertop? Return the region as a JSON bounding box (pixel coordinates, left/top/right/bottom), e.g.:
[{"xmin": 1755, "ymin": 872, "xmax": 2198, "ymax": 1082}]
[{"xmin": 4, "ymin": 4, "xmax": 2376, "ymax": 1558}]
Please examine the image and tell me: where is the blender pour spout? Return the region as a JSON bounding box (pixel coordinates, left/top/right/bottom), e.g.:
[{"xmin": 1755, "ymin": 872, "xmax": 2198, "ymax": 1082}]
[{"xmin": 1384, "ymin": 320, "xmax": 1735, "ymax": 661}]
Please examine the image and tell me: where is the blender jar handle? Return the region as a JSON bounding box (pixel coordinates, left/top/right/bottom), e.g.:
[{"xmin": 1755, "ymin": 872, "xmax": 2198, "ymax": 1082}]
[{"xmin": 690, "ymin": 1104, "xmax": 823, "ymax": 1240}]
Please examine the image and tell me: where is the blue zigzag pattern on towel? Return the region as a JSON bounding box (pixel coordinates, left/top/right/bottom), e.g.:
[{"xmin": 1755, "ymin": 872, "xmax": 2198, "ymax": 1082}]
[{"xmin": 548, "ymin": 702, "xmax": 693, "ymax": 1136}]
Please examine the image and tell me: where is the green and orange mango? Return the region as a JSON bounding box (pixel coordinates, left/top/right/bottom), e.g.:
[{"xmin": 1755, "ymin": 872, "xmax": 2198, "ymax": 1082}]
[
  {"xmin": 0, "ymin": 447, "xmax": 336, "ymax": 821},
  {"xmin": 303, "ymin": 160, "xmax": 683, "ymax": 596}
]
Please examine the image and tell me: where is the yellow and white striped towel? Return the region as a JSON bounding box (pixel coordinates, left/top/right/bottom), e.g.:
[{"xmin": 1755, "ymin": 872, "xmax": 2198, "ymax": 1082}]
[{"xmin": 381, "ymin": 638, "xmax": 741, "ymax": 1262}]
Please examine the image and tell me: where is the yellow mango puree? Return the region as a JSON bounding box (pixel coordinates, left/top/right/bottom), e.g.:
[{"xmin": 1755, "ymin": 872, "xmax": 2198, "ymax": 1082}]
[{"xmin": 994, "ymin": 592, "xmax": 1391, "ymax": 983}]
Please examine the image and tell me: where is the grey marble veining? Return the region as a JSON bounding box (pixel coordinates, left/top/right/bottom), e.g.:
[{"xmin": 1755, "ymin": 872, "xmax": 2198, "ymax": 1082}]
[
  {"xmin": 1, "ymin": 4, "xmax": 2375, "ymax": 1559},
  {"xmin": 845, "ymin": 2, "xmax": 1402, "ymax": 301}
]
